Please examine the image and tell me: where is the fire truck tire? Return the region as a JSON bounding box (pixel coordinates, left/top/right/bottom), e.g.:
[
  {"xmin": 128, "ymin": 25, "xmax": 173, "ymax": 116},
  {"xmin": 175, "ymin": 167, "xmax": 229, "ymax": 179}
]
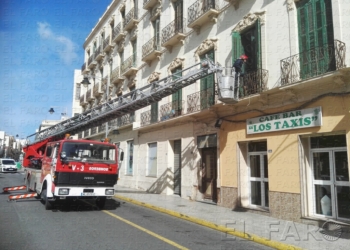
[
  {"xmin": 41, "ymin": 187, "xmax": 53, "ymax": 210},
  {"xmin": 96, "ymin": 197, "xmax": 106, "ymax": 210}
]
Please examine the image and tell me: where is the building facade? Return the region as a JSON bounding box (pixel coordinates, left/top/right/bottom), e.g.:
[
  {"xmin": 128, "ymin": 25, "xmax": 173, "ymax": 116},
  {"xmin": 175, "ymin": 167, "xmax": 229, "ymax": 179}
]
[{"xmin": 78, "ymin": 0, "xmax": 350, "ymax": 224}]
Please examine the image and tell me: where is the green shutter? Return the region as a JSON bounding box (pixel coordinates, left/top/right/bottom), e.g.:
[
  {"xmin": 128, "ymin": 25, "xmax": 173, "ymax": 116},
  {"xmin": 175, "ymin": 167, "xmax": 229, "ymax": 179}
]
[
  {"xmin": 151, "ymin": 102, "xmax": 158, "ymax": 123},
  {"xmin": 297, "ymin": 0, "xmax": 334, "ymax": 79},
  {"xmin": 172, "ymin": 67, "xmax": 182, "ymax": 112},
  {"xmin": 231, "ymin": 31, "xmax": 244, "ymax": 66},
  {"xmin": 200, "ymin": 50, "xmax": 215, "ymax": 109},
  {"xmin": 254, "ymin": 19, "xmax": 261, "ymax": 69}
]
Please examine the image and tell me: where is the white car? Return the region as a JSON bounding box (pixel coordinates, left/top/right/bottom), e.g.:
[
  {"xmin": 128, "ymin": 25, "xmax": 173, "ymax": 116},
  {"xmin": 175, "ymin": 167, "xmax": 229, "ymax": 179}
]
[{"xmin": 0, "ymin": 158, "xmax": 17, "ymax": 173}]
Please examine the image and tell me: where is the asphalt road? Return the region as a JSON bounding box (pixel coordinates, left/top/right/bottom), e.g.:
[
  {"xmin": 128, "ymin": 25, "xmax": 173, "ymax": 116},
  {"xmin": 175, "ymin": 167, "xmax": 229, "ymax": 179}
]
[{"xmin": 0, "ymin": 172, "xmax": 272, "ymax": 250}]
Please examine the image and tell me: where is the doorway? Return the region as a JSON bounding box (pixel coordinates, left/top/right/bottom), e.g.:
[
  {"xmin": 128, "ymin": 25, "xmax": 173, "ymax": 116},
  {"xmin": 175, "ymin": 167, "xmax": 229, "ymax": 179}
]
[{"xmin": 201, "ymin": 147, "xmax": 217, "ymax": 202}]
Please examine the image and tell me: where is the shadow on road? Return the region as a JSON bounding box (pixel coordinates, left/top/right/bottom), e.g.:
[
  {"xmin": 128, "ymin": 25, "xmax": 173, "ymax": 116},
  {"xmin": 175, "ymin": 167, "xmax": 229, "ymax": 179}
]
[{"xmin": 51, "ymin": 198, "xmax": 121, "ymax": 212}]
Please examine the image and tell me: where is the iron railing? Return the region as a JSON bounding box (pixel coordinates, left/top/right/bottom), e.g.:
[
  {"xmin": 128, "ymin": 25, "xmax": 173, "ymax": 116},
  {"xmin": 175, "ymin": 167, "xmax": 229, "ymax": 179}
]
[
  {"xmin": 280, "ymin": 40, "xmax": 346, "ymax": 86},
  {"xmin": 161, "ymin": 19, "xmax": 186, "ymax": 45},
  {"xmin": 80, "ymin": 94, "xmax": 85, "ymax": 104},
  {"xmin": 102, "ymin": 35, "xmax": 110, "ymax": 50},
  {"xmin": 117, "ymin": 113, "xmax": 135, "ymax": 127},
  {"xmin": 125, "ymin": 7, "xmax": 138, "ymax": 26},
  {"xmin": 239, "ymin": 69, "xmax": 269, "ymax": 98},
  {"xmin": 188, "ymin": 0, "xmax": 219, "ymax": 25},
  {"xmin": 91, "ymin": 127, "xmax": 97, "ymax": 135},
  {"xmin": 111, "ymin": 66, "xmax": 121, "ymax": 83},
  {"xmin": 121, "ymin": 54, "xmax": 137, "ymax": 74},
  {"xmin": 84, "ymin": 129, "xmax": 90, "ymax": 137},
  {"xmin": 112, "ymin": 23, "xmax": 123, "ymax": 40},
  {"xmin": 98, "ymin": 123, "xmax": 106, "ymax": 133},
  {"xmin": 140, "ymin": 110, "xmax": 159, "ymax": 126},
  {"xmin": 159, "ymin": 100, "xmax": 185, "ymax": 121},
  {"xmin": 88, "ymin": 54, "xmax": 94, "ymax": 66},
  {"xmin": 142, "ymin": 37, "xmax": 161, "ymax": 58},
  {"xmin": 78, "ymin": 132, "xmax": 82, "ymax": 139},
  {"xmin": 187, "ymin": 88, "xmax": 216, "ymax": 114},
  {"xmin": 81, "ymin": 62, "xmax": 86, "ymax": 72},
  {"xmin": 93, "ymin": 45, "xmax": 102, "ymax": 59}
]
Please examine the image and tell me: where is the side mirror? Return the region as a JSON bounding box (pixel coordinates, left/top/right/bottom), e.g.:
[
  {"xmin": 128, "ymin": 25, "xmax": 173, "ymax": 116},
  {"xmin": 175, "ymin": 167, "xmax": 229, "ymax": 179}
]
[{"xmin": 119, "ymin": 152, "xmax": 124, "ymax": 162}]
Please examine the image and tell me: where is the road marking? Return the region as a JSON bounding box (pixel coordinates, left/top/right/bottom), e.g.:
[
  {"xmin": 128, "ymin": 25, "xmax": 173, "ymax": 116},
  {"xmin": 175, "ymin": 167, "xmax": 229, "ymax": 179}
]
[{"xmin": 103, "ymin": 210, "xmax": 189, "ymax": 250}]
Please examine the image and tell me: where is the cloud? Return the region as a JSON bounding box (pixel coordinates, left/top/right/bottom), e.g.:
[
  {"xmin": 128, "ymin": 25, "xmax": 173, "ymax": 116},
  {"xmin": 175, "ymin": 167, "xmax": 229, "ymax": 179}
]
[{"xmin": 37, "ymin": 22, "xmax": 78, "ymax": 65}]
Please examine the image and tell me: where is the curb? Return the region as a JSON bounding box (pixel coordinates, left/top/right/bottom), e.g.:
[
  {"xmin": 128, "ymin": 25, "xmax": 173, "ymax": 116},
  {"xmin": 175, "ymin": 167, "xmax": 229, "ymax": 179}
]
[{"xmin": 114, "ymin": 194, "xmax": 303, "ymax": 250}]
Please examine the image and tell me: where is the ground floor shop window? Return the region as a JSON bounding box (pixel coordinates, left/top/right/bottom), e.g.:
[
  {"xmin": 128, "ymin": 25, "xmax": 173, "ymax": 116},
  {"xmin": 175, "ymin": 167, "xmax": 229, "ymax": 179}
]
[
  {"xmin": 304, "ymin": 134, "xmax": 350, "ymax": 220},
  {"xmin": 248, "ymin": 141, "xmax": 269, "ymax": 208}
]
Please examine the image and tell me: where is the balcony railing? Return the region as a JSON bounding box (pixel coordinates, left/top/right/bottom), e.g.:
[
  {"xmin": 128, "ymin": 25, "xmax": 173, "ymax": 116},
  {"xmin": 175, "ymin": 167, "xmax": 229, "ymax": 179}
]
[
  {"xmin": 159, "ymin": 100, "xmax": 185, "ymax": 121},
  {"xmin": 80, "ymin": 94, "xmax": 87, "ymax": 105},
  {"xmin": 112, "ymin": 23, "xmax": 125, "ymax": 42},
  {"xmin": 142, "ymin": 37, "xmax": 161, "ymax": 59},
  {"xmin": 81, "ymin": 62, "xmax": 86, "ymax": 72},
  {"xmin": 161, "ymin": 19, "xmax": 186, "ymax": 46},
  {"xmin": 117, "ymin": 113, "xmax": 135, "ymax": 127},
  {"xmin": 84, "ymin": 129, "xmax": 90, "ymax": 137},
  {"xmin": 93, "ymin": 45, "xmax": 104, "ymax": 61},
  {"xmin": 187, "ymin": 88, "xmax": 216, "ymax": 114},
  {"xmin": 93, "ymin": 82, "xmax": 103, "ymax": 97},
  {"xmin": 239, "ymin": 69, "xmax": 269, "ymax": 98},
  {"xmin": 91, "ymin": 127, "xmax": 97, "ymax": 135},
  {"xmin": 124, "ymin": 7, "xmax": 138, "ymax": 30},
  {"xmin": 121, "ymin": 54, "xmax": 137, "ymax": 76},
  {"xmin": 98, "ymin": 123, "xmax": 106, "ymax": 133},
  {"xmin": 88, "ymin": 54, "xmax": 94, "ymax": 66},
  {"xmin": 141, "ymin": 110, "xmax": 157, "ymax": 126},
  {"xmin": 280, "ymin": 40, "xmax": 346, "ymax": 86},
  {"xmin": 102, "ymin": 35, "xmax": 111, "ymax": 51},
  {"xmin": 188, "ymin": 0, "xmax": 219, "ymax": 26}
]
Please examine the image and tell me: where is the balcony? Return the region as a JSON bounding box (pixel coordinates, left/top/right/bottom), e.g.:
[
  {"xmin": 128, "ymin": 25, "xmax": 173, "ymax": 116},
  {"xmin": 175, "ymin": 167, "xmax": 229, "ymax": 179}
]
[
  {"xmin": 280, "ymin": 40, "xmax": 346, "ymax": 86},
  {"xmin": 112, "ymin": 22, "xmax": 125, "ymax": 43},
  {"xmin": 187, "ymin": 88, "xmax": 216, "ymax": 114},
  {"xmin": 93, "ymin": 45, "xmax": 104, "ymax": 61},
  {"xmin": 80, "ymin": 93, "xmax": 87, "ymax": 106},
  {"xmin": 188, "ymin": 0, "xmax": 220, "ymax": 34},
  {"xmin": 239, "ymin": 69, "xmax": 269, "ymax": 98},
  {"xmin": 117, "ymin": 113, "xmax": 135, "ymax": 128},
  {"xmin": 111, "ymin": 66, "xmax": 125, "ymax": 85},
  {"xmin": 161, "ymin": 19, "xmax": 187, "ymax": 52},
  {"xmin": 141, "ymin": 110, "xmax": 158, "ymax": 126},
  {"xmin": 93, "ymin": 81, "xmax": 105, "ymax": 97},
  {"xmin": 87, "ymin": 54, "xmax": 96, "ymax": 69},
  {"xmin": 86, "ymin": 88, "xmax": 95, "ymax": 101},
  {"xmin": 84, "ymin": 129, "xmax": 90, "ymax": 138},
  {"xmin": 143, "ymin": 0, "xmax": 160, "ymax": 10},
  {"xmin": 142, "ymin": 37, "xmax": 161, "ymax": 65},
  {"xmin": 124, "ymin": 8, "xmax": 139, "ymax": 31},
  {"xmin": 98, "ymin": 123, "xmax": 106, "ymax": 133},
  {"xmin": 159, "ymin": 100, "xmax": 185, "ymax": 121},
  {"xmin": 91, "ymin": 126, "xmax": 97, "ymax": 135},
  {"xmin": 102, "ymin": 35, "xmax": 113, "ymax": 52},
  {"xmin": 121, "ymin": 54, "xmax": 138, "ymax": 77}
]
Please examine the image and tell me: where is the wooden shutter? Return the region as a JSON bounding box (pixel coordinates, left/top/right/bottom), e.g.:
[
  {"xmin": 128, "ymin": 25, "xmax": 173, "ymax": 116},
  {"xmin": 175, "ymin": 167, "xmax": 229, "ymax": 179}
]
[
  {"xmin": 254, "ymin": 19, "xmax": 262, "ymax": 69},
  {"xmin": 172, "ymin": 67, "xmax": 182, "ymax": 112},
  {"xmin": 231, "ymin": 31, "xmax": 244, "ymax": 66},
  {"xmin": 151, "ymin": 102, "xmax": 158, "ymax": 123},
  {"xmin": 173, "ymin": 140, "xmax": 181, "ymax": 195},
  {"xmin": 200, "ymin": 50, "xmax": 215, "ymax": 109},
  {"xmin": 174, "ymin": 0, "xmax": 183, "ymax": 32}
]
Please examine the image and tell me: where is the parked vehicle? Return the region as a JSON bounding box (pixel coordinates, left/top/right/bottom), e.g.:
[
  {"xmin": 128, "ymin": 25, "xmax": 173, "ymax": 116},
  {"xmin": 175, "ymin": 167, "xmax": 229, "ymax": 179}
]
[{"xmin": 0, "ymin": 158, "xmax": 17, "ymax": 173}]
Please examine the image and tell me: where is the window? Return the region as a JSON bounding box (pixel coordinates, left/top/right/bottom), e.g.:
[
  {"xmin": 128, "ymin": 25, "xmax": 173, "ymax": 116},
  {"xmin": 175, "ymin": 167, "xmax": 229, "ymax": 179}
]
[
  {"xmin": 248, "ymin": 141, "xmax": 269, "ymax": 208},
  {"xmin": 148, "ymin": 142, "xmax": 157, "ymax": 176},
  {"xmin": 152, "ymin": 17, "xmax": 160, "ymax": 50},
  {"xmin": 132, "ymin": 39, "xmax": 137, "ymax": 64},
  {"xmin": 231, "ymin": 19, "xmax": 261, "ymax": 73},
  {"xmin": 309, "ymin": 135, "xmax": 349, "ymax": 220},
  {"xmin": 174, "ymin": 0, "xmax": 183, "ymax": 32},
  {"xmin": 297, "ymin": 0, "xmax": 334, "ymax": 79},
  {"xmin": 171, "ymin": 67, "xmax": 182, "ymax": 115},
  {"xmin": 126, "ymin": 140, "xmax": 134, "ymax": 175},
  {"xmin": 75, "ymin": 84, "xmax": 81, "ymax": 100},
  {"xmin": 199, "ymin": 49, "xmax": 215, "ymax": 109}
]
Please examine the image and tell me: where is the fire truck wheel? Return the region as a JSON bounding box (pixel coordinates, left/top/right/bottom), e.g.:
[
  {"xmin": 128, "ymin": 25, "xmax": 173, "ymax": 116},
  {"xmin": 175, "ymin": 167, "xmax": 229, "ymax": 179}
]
[
  {"xmin": 96, "ymin": 197, "xmax": 106, "ymax": 210},
  {"xmin": 41, "ymin": 187, "xmax": 53, "ymax": 210}
]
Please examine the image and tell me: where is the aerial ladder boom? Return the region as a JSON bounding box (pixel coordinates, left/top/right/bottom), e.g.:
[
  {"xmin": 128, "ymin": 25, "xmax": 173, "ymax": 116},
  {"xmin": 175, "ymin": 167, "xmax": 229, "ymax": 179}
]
[{"xmin": 28, "ymin": 58, "xmax": 236, "ymax": 144}]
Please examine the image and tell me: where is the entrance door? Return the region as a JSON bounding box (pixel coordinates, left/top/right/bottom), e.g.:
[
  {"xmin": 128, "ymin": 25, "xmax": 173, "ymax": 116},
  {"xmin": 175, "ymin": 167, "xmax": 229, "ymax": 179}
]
[
  {"xmin": 173, "ymin": 140, "xmax": 181, "ymax": 195},
  {"xmin": 201, "ymin": 148, "xmax": 217, "ymax": 202},
  {"xmin": 311, "ymin": 149, "xmax": 350, "ymax": 220}
]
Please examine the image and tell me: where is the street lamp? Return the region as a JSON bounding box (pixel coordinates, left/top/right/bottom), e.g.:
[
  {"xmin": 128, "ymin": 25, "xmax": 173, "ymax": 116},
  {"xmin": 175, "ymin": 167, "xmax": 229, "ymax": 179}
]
[
  {"xmin": 80, "ymin": 77, "xmax": 91, "ymax": 88},
  {"xmin": 48, "ymin": 107, "xmax": 68, "ymax": 120}
]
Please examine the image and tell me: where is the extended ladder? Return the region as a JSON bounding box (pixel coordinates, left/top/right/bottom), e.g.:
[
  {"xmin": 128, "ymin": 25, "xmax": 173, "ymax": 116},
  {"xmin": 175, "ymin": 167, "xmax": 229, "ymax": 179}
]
[{"xmin": 28, "ymin": 58, "xmax": 225, "ymax": 144}]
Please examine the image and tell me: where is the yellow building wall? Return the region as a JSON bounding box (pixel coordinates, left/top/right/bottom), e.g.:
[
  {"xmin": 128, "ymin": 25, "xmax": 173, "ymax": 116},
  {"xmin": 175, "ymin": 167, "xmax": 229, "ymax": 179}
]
[{"xmin": 220, "ymin": 95, "xmax": 350, "ymax": 194}]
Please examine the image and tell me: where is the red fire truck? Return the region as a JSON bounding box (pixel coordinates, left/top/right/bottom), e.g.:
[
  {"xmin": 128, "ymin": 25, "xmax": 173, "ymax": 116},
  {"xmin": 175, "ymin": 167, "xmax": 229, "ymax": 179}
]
[{"xmin": 22, "ymin": 135, "xmax": 123, "ymax": 210}]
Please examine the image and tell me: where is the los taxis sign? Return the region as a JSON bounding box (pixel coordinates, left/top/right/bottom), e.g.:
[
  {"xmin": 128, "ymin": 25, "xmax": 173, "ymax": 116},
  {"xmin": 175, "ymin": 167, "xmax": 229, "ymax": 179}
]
[{"xmin": 247, "ymin": 107, "xmax": 322, "ymax": 134}]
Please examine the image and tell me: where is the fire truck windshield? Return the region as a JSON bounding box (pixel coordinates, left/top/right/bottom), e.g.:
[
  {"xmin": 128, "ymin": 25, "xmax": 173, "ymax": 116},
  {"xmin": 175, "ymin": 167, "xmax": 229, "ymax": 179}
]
[{"xmin": 61, "ymin": 142, "xmax": 116, "ymax": 163}]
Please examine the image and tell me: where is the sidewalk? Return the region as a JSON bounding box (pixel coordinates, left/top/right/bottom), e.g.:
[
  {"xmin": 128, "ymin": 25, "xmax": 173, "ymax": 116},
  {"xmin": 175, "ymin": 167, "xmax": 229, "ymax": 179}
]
[{"xmin": 114, "ymin": 186, "xmax": 349, "ymax": 250}]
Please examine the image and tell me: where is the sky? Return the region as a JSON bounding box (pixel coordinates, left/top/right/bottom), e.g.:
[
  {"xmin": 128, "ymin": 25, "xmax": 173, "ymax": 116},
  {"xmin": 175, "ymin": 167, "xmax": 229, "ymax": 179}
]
[{"xmin": 0, "ymin": 0, "xmax": 112, "ymax": 139}]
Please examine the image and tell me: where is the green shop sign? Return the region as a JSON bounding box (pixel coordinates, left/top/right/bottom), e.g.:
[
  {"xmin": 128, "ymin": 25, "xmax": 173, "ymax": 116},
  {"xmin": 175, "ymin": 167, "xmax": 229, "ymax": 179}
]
[{"xmin": 247, "ymin": 107, "xmax": 322, "ymax": 134}]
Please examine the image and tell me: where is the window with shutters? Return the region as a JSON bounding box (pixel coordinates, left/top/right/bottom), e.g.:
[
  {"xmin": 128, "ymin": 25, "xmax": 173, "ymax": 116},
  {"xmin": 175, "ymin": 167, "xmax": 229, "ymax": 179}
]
[
  {"xmin": 199, "ymin": 50, "xmax": 215, "ymax": 110},
  {"xmin": 231, "ymin": 17, "xmax": 268, "ymax": 97},
  {"xmin": 126, "ymin": 140, "xmax": 134, "ymax": 175},
  {"xmin": 152, "ymin": 17, "xmax": 160, "ymax": 50},
  {"xmin": 171, "ymin": 67, "xmax": 183, "ymax": 115},
  {"xmin": 297, "ymin": 0, "xmax": 335, "ymax": 79}
]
